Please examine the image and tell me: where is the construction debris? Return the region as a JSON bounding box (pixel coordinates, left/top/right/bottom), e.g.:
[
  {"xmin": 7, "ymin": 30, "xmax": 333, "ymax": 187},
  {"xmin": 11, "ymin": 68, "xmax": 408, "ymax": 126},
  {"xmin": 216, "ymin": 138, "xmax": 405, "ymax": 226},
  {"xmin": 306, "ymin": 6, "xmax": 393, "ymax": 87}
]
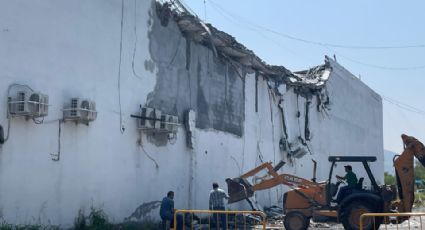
[
  {"xmin": 156, "ymin": 0, "xmax": 335, "ymax": 92},
  {"xmin": 263, "ymin": 206, "xmax": 284, "ymax": 219}
]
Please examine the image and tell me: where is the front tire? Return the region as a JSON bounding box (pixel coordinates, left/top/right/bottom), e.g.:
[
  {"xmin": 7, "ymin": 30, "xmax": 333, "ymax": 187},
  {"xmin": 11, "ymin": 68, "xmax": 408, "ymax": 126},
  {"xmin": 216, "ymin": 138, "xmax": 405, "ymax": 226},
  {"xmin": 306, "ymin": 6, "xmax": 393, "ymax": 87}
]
[
  {"xmin": 284, "ymin": 211, "xmax": 310, "ymax": 230},
  {"xmin": 340, "ymin": 201, "xmax": 381, "ymax": 230}
]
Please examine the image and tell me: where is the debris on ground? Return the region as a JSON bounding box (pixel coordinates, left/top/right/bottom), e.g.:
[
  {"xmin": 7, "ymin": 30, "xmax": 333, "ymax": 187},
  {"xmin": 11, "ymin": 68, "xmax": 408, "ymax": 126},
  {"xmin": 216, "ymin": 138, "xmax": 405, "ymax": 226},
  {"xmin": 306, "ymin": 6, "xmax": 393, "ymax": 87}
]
[
  {"xmin": 310, "ymin": 221, "xmax": 332, "ymax": 228},
  {"xmin": 264, "ymin": 206, "xmax": 284, "ymax": 219}
]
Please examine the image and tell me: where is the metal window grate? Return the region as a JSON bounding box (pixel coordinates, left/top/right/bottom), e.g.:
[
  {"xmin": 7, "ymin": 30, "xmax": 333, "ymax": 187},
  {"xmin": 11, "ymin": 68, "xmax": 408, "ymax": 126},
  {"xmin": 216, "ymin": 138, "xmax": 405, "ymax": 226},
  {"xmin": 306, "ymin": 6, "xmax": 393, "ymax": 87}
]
[
  {"xmin": 70, "ymin": 99, "xmax": 78, "ymax": 116},
  {"xmin": 17, "ymin": 92, "xmax": 25, "ymax": 112}
]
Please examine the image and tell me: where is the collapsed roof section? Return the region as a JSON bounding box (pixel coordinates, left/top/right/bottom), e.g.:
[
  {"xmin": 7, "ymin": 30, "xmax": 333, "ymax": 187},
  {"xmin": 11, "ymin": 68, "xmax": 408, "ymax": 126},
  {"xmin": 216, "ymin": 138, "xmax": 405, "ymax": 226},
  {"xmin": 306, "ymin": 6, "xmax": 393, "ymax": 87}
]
[
  {"xmin": 155, "ymin": 0, "xmax": 332, "ymax": 90},
  {"xmin": 292, "ymin": 56, "xmax": 333, "ymax": 90},
  {"xmin": 177, "ymin": 15, "xmax": 294, "ymax": 77}
]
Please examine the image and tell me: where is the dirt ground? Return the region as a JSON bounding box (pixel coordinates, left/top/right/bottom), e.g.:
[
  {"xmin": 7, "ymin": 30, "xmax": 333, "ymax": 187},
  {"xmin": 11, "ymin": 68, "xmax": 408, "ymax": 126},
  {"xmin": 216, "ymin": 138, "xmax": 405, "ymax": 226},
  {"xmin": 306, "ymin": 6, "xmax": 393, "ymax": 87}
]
[
  {"xmin": 264, "ymin": 218, "xmax": 425, "ymax": 229},
  {"xmin": 263, "ymin": 208, "xmax": 425, "ymax": 229}
]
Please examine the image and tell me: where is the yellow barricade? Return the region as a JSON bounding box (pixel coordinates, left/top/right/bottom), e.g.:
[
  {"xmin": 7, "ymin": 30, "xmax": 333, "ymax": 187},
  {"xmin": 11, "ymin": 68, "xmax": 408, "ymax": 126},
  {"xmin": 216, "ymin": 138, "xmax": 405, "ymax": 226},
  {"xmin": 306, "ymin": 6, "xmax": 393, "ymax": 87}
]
[
  {"xmin": 171, "ymin": 209, "xmax": 267, "ymax": 230},
  {"xmin": 360, "ymin": 212, "xmax": 425, "ymax": 230}
]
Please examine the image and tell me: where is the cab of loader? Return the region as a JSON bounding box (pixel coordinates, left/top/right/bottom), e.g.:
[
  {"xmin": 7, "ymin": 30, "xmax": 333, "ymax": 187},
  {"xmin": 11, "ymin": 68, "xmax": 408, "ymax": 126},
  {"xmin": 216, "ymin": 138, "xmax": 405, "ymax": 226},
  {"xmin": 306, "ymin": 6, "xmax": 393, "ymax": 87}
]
[
  {"xmin": 282, "ymin": 156, "xmax": 384, "ymax": 230},
  {"xmin": 326, "ymin": 156, "xmax": 380, "ymax": 206}
]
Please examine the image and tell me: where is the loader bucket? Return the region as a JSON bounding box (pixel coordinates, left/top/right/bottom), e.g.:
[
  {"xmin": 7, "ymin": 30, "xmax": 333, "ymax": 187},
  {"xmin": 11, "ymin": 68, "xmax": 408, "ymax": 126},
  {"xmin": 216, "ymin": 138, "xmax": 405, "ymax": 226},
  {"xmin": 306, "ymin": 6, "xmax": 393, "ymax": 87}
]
[{"xmin": 226, "ymin": 178, "xmax": 254, "ymax": 204}]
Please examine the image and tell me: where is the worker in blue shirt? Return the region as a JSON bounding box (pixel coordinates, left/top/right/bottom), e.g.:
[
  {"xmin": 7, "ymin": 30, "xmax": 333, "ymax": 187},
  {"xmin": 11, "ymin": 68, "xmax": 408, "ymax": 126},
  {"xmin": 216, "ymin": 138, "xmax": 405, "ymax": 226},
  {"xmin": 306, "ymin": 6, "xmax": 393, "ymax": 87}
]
[
  {"xmin": 160, "ymin": 191, "xmax": 183, "ymax": 230},
  {"xmin": 160, "ymin": 191, "xmax": 175, "ymax": 230}
]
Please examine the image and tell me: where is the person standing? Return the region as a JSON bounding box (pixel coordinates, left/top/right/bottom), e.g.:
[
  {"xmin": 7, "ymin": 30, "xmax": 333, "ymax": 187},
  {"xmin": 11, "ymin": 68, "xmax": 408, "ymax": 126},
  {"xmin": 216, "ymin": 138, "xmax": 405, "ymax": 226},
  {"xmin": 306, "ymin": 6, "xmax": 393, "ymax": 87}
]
[
  {"xmin": 209, "ymin": 182, "xmax": 229, "ymax": 230},
  {"xmin": 160, "ymin": 191, "xmax": 174, "ymax": 230}
]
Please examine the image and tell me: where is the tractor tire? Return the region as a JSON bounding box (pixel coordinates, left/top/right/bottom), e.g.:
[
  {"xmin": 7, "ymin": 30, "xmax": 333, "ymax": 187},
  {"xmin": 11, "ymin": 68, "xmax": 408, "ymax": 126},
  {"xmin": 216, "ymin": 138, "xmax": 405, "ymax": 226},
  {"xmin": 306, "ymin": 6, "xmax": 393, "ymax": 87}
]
[
  {"xmin": 340, "ymin": 201, "xmax": 382, "ymax": 230},
  {"xmin": 284, "ymin": 211, "xmax": 310, "ymax": 230}
]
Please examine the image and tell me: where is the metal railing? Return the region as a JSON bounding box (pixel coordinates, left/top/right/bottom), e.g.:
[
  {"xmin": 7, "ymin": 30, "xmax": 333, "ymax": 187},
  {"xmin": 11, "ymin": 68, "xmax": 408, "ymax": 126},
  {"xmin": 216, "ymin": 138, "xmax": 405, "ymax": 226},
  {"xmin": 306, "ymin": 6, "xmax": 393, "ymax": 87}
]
[
  {"xmin": 171, "ymin": 209, "xmax": 267, "ymax": 230},
  {"xmin": 360, "ymin": 212, "xmax": 425, "ymax": 230}
]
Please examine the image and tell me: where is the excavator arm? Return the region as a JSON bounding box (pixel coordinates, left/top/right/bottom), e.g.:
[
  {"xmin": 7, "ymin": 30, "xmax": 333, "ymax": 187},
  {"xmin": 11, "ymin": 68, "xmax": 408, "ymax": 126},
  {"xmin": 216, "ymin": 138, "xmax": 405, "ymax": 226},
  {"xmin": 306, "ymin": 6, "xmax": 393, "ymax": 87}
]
[
  {"xmin": 393, "ymin": 134, "xmax": 425, "ymax": 213},
  {"xmin": 226, "ymin": 160, "xmax": 319, "ymax": 203}
]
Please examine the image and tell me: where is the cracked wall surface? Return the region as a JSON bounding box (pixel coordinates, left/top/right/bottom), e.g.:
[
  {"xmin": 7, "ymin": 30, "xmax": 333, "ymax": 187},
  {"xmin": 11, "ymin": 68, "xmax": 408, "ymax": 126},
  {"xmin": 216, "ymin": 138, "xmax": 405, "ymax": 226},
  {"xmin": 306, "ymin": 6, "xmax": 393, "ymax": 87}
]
[{"xmin": 146, "ymin": 7, "xmax": 245, "ymax": 137}]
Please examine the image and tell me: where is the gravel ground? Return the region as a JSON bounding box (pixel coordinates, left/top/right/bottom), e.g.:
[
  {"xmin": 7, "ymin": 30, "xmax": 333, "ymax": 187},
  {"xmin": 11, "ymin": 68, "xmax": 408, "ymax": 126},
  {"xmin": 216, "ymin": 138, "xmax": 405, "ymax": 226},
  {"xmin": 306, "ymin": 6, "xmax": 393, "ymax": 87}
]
[{"xmin": 263, "ymin": 209, "xmax": 425, "ymax": 229}]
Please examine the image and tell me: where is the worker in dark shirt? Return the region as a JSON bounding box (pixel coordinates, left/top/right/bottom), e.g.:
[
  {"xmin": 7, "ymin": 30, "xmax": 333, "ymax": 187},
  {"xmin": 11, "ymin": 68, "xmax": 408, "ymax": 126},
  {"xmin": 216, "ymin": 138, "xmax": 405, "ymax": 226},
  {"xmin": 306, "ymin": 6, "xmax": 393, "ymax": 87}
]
[
  {"xmin": 160, "ymin": 191, "xmax": 183, "ymax": 230},
  {"xmin": 160, "ymin": 191, "xmax": 175, "ymax": 230},
  {"xmin": 335, "ymin": 165, "xmax": 358, "ymax": 203}
]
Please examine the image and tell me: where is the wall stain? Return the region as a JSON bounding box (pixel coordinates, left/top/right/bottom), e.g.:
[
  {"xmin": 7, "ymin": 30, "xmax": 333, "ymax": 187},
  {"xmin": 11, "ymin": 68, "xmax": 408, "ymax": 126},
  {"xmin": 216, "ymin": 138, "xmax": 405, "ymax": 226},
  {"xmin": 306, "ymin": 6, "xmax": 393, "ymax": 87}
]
[
  {"xmin": 146, "ymin": 1, "xmax": 246, "ymax": 145},
  {"xmin": 185, "ymin": 38, "xmax": 191, "ymax": 70},
  {"xmin": 146, "ymin": 132, "xmax": 169, "ymax": 147},
  {"xmin": 196, "ymin": 61, "xmax": 210, "ymax": 129},
  {"xmin": 144, "ymin": 59, "xmax": 155, "ymax": 73},
  {"xmin": 125, "ymin": 201, "xmax": 162, "ymax": 221}
]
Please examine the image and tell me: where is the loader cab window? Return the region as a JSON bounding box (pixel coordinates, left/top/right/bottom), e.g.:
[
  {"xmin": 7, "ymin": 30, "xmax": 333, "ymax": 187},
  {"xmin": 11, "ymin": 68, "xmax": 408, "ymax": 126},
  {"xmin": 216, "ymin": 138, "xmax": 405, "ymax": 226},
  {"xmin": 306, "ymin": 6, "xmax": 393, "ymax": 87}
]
[
  {"xmin": 329, "ymin": 162, "xmax": 374, "ymax": 202},
  {"xmin": 331, "ymin": 162, "xmax": 370, "ymax": 189}
]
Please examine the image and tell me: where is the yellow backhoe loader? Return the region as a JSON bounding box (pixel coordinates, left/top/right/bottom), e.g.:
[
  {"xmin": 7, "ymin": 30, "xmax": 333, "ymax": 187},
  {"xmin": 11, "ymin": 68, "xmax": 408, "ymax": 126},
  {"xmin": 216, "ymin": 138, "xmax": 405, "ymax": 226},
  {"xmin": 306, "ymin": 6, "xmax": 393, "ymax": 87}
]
[{"xmin": 226, "ymin": 134, "xmax": 425, "ymax": 230}]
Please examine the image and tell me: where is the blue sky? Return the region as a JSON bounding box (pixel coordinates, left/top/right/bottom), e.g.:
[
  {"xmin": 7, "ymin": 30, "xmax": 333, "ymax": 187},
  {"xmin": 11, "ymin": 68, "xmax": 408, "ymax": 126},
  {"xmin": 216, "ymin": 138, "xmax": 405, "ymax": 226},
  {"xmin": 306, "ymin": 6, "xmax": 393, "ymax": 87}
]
[{"xmin": 183, "ymin": 0, "xmax": 425, "ymax": 154}]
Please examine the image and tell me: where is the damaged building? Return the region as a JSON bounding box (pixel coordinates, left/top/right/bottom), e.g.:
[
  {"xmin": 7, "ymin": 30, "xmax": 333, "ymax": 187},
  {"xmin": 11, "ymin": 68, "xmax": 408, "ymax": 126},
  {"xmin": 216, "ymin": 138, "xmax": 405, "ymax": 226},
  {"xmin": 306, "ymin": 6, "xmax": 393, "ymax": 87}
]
[{"xmin": 0, "ymin": 0, "xmax": 383, "ymax": 226}]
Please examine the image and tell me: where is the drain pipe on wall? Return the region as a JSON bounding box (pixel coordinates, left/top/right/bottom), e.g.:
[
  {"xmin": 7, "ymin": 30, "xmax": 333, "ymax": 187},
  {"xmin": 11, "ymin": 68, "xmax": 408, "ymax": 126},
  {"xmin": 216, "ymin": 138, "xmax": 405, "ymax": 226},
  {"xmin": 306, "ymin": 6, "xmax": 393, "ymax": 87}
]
[
  {"xmin": 50, "ymin": 120, "xmax": 62, "ymax": 161},
  {"xmin": 2, "ymin": 83, "xmax": 34, "ymax": 145},
  {"xmin": 0, "ymin": 119, "xmax": 10, "ymax": 145},
  {"xmin": 304, "ymin": 100, "xmax": 311, "ymax": 141},
  {"xmin": 0, "ymin": 124, "xmax": 4, "ymax": 145}
]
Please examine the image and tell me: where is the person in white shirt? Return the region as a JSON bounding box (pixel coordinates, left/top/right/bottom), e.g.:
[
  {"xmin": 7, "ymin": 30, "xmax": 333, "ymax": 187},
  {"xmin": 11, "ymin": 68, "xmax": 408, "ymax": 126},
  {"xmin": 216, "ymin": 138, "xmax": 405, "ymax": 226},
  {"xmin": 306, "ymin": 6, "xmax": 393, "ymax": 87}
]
[{"xmin": 209, "ymin": 182, "xmax": 229, "ymax": 230}]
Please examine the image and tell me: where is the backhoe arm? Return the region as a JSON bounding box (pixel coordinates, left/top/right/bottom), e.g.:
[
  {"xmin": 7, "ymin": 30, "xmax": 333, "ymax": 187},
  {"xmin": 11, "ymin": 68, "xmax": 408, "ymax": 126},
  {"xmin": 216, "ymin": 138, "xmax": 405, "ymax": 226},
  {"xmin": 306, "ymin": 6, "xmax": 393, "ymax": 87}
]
[
  {"xmin": 394, "ymin": 134, "xmax": 425, "ymax": 213},
  {"xmin": 403, "ymin": 134, "xmax": 425, "ymax": 166},
  {"xmin": 239, "ymin": 162, "xmax": 280, "ymax": 179},
  {"xmin": 251, "ymin": 173, "xmax": 318, "ymax": 191},
  {"xmin": 239, "ymin": 161, "xmax": 317, "ymax": 190}
]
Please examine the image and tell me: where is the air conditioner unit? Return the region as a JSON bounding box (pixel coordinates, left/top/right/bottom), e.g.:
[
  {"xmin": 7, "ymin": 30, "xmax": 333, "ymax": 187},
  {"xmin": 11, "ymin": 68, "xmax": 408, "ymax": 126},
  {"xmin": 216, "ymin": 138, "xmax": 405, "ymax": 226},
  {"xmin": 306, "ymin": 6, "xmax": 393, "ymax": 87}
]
[
  {"xmin": 8, "ymin": 91, "xmax": 48, "ymax": 117},
  {"xmin": 158, "ymin": 114, "xmax": 179, "ymax": 133},
  {"xmin": 63, "ymin": 98, "xmax": 97, "ymax": 123},
  {"xmin": 138, "ymin": 107, "xmax": 161, "ymax": 130},
  {"xmin": 159, "ymin": 114, "xmax": 168, "ymax": 132},
  {"xmin": 9, "ymin": 91, "xmax": 29, "ymax": 116},
  {"xmin": 79, "ymin": 100, "xmax": 97, "ymax": 122},
  {"xmin": 166, "ymin": 115, "xmax": 178, "ymax": 133},
  {"xmin": 28, "ymin": 93, "xmax": 49, "ymax": 117}
]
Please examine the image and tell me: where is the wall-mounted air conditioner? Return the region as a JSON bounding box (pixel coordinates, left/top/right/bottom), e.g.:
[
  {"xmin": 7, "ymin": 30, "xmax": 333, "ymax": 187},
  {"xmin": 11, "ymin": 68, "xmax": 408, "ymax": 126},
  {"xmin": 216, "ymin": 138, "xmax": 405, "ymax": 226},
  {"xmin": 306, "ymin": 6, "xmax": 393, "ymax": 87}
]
[
  {"xmin": 138, "ymin": 107, "xmax": 161, "ymax": 130},
  {"xmin": 159, "ymin": 115, "xmax": 179, "ymax": 133},
  {"xmin": 9, "ymin": 91, "xmax": 28, "ymax": 116},
  {"xmin": 8, "ymin": 91, "xmax": 49, "ymax": 117},
  {"xmin": 63, "ymin": 98, "xmax": 97, "ymax": 123},
  {"xmin": 28, "ymin": 93, "xmax": 49, "ymax": 117}
]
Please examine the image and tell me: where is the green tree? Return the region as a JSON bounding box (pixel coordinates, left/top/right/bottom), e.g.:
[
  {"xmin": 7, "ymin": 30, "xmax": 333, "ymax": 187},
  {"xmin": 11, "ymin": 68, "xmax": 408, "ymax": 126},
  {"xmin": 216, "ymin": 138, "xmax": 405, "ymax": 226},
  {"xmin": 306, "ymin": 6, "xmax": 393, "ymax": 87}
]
[
  {"xmin": 414, "ymin": 160, "xmax": 425, "ymax": 188},
  {"xmin": 384, "ymin": 172, "xmax": 396, "ymax": 185}
]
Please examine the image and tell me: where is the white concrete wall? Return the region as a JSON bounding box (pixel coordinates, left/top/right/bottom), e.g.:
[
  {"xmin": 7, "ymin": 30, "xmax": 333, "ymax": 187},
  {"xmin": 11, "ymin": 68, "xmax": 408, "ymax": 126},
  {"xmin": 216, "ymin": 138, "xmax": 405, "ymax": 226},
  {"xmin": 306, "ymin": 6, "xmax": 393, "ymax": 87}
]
[
  {"xmin": 279, "ymin": 60, "xmax": 384, "ymax": 187},
  {"xmin": 0, "ymin": 0, "xmax": 383, "ymax": 227}
]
